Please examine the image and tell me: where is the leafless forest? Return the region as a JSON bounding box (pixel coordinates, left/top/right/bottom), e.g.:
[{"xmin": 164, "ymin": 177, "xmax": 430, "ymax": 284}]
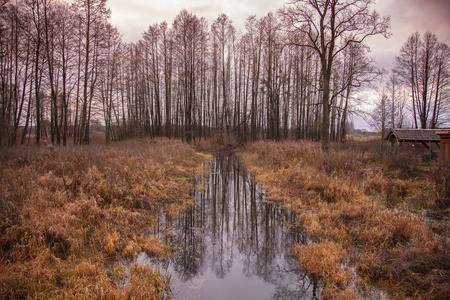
[{"xmin": 1, "ymin": 0, "xmax": 448, "ymax": 149}]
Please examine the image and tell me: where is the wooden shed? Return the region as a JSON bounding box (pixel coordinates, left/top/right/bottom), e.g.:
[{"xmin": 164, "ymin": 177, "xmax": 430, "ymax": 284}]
[{"xmin": 384, "ymin": 129, "xmax": 441, "ymax": 157}]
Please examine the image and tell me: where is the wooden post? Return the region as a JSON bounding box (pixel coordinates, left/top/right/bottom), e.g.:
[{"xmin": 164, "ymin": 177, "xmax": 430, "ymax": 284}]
[{"xmin": 436, "ymin": 131, "xmax": 450, "ymax": 162}]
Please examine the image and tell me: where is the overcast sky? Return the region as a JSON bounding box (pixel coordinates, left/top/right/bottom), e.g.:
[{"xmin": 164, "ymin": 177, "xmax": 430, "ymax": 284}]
[
  {"xmin": 106, "ymin": 0, "xmax": 450, "ymax": 129},
  {"xmin": 107, "ymin": 0, "xmax": 450, "ymax": 70}
]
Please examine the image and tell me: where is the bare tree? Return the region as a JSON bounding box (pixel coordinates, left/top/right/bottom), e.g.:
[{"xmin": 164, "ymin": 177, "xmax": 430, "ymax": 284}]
[
  {"xmin": 385, "ymin": 70, "xmax": 408, "ymax": 129},
  {"xmin": 333, "ymin": 42, "xmax": 380, "ymax": 141},
  {"xmin": 160, "ymin": 21, "xmax": 173, "ymax": 137},
  {"xmin": 430, "ymin": 42, "xmax": 450, "ymax": 128},
  {"xmin": 0, "ymin": 2, "xmax": 34, "ymax": 145},
  {"xmin": 172, "ymin": 10, "xmax": 207, "ymax": 143},
  {"xmin": 73, "ymin": 0, "xmax": 110, "ymax": 144},
  {"xmin": 27, "ymin": 0, "xmax": 45, "ymax": 144},
  {"xmin": 100, "ymin": 23, "xmax": 121, "ymax": 142},
  {"xmin": 1, "ymin": 0, "xmax": 10, "ymax": 8},
  {"xmin": 369, "ymin": 88, "xmax": 389, "ymax": 141},
  {"xmin": 280, "ymin": 0, "xmax": 390, "ymax": 150},
  {"xmin": 245, "ymin": 16, "xmax": 264, "ymax": 140},
  {"xmin": 212, "ymin": 14, "xmax": 235, "ymax": 137},
  {"xmin": 261, "ymin": 13, "xmax": 282, "ymax": 140},
  {"xmin": 396, "ymin": 31, "xmax": 450, "ymax": 129}
]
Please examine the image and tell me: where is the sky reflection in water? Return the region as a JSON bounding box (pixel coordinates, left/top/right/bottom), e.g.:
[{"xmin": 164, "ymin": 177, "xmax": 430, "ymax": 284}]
[{"xmin": 141, "ymin": 153, "xmax": 317, "ymax": 299}]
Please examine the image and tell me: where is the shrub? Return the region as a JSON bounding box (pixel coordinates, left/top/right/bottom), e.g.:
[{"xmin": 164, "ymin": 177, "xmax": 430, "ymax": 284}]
[
  {"xmin": 431, "ymin": 161, "xmax": 450, "ymax": 208},
  {"xmin": 387, "ymin": 151, "xmax": 421, "ymax": 178},
  {"xmin": 358, "ymin": 243, "xmax": 450, "ymax": 299}
]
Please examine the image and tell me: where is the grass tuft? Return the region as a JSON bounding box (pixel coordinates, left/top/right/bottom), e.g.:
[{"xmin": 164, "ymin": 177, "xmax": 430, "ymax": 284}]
[{"xmin": 293, "ymin": 240, "xmax": 350, "ymax": 288}]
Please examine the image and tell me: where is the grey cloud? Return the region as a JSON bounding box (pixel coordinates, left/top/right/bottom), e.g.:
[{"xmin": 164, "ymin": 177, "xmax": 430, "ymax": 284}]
[
  {"xmin": 107, "ymin": 0, "xmax": 449, "ymax": 70},
  {"xmin": 108, "ymin": 0, "xmax": 285, "ymax": 42},
  {"xmin": 370, "ymin": 0, "xmax": 450, "ymax": 69}
]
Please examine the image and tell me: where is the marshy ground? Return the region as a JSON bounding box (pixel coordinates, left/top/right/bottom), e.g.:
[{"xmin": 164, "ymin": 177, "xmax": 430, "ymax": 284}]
[
  {"xmin": 0, "ymin": 139, "xmax": 211, "ymax": 299},
  {"xmin": 238, "ymin": 140, "xmax": 450, "ymax": 299},
  {"xmin": 0, "ymin": 138, "xmax": 449, "ymax": 299}
]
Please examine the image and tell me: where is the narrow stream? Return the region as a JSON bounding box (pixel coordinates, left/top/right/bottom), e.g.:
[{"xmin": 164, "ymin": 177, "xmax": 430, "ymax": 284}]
[{"xmin": 135, "ymin": 153, "xmax": 318, "ymax": 299}]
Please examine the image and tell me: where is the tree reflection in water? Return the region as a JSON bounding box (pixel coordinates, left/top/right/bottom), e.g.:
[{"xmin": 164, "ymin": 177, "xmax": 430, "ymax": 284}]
[{"xmin": 142, "ymin": 153, "xmax": 318, "ymax": 299}]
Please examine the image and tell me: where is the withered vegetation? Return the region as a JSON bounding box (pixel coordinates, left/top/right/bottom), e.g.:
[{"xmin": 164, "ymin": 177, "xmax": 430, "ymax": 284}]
[
  {"xmin": 238, "ymin": 140, "xmax": 449, "ymax": 299},
  {"xmin": 0, "ymin": 138, "xmax": 211, "ymax": 299}
]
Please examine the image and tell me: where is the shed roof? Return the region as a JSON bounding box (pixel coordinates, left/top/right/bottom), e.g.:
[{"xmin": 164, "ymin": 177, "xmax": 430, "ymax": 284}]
[{"xmin": 385, "ymin": 129, "xmax": 441, "ymax": 142}]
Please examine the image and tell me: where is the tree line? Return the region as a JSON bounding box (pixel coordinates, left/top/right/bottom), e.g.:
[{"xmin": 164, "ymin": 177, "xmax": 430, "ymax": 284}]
[{"xmin": 1, "ymin": 0, "xmax": 447, "ymax": 149}]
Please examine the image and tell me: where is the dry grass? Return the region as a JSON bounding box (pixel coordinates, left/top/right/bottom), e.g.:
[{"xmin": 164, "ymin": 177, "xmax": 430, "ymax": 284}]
[
  {"xmin": 193, "ymin": 136, "xmax": 241, "ymax": 153},
  {"xmin": 238, "ymin": 140, "xmax": 449, "ymax": 299},
  {"xmin": 0, "ymin": 138, "xmax": 211, "ymax": 299},
  {"xmin": 293, "ymin": 240, "xmax": 350, "ymax": 287}
]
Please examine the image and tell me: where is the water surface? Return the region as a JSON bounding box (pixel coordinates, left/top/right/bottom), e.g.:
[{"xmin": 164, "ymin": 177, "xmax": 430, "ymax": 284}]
[{"xmin": 137, "ymin": 153, "xmax": 317, "ymax": 299}]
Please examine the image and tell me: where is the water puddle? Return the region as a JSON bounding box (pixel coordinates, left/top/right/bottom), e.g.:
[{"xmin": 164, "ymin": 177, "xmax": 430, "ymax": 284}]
[
  {"xmin": 113, "ymin": 153, "xmax": 390, "ymax": 299},
  {"xmin": 133, "ymin": 153, "xmax": 317, "ymax": 299}
]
